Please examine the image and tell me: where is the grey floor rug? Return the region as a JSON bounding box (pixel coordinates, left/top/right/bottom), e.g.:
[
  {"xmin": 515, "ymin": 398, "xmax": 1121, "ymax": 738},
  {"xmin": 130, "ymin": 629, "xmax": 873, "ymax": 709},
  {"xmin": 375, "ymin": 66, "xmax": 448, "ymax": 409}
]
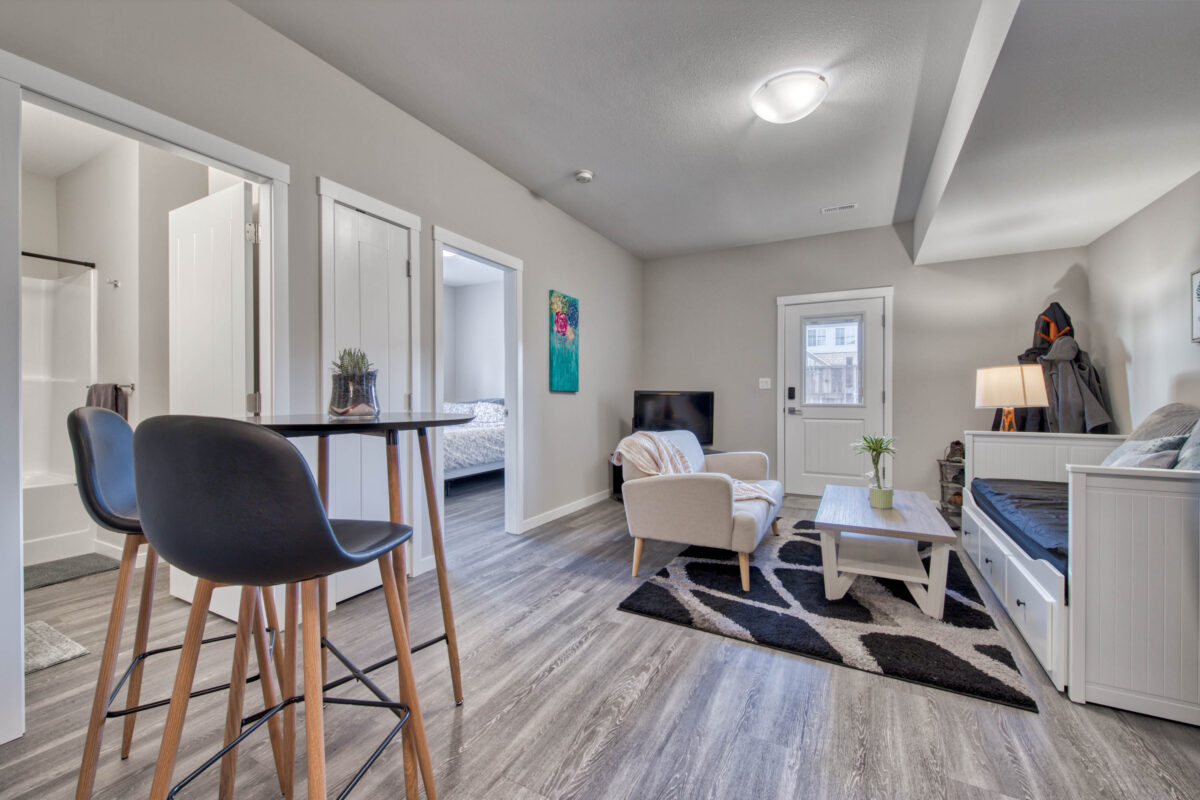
[
  {"xmin": 619, "ymin": 513, "xmax": 1037, "ymax": 712},
  {"xmin": 25, "ymin": 620, "xmax": 88, "ymax": 674},
  {"xmin": 24, "ymin": 553, "xmax": 119, "ymax": 590}
]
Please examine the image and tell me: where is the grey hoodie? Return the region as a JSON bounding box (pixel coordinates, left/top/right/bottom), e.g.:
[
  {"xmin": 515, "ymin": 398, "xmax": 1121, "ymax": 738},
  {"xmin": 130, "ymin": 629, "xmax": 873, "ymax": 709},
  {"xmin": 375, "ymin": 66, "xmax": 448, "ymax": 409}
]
[{"xmin": 1040, "ymin": 336, "xmax": 1112, "ymax": 434}]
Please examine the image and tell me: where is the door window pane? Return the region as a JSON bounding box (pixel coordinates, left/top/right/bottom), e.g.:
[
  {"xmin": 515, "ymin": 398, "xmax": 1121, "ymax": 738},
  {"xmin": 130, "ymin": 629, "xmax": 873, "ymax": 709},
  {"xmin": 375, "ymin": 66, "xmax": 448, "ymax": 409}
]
[{"xmin": 803, "ymin": 314, "xmax": 863, "ymax": 405}]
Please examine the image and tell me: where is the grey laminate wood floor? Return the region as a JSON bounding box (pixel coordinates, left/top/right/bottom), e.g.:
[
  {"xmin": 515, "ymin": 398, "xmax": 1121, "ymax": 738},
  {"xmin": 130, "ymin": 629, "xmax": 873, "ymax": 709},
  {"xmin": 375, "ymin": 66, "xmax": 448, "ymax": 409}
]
[{"xmin": 3, "ymin": 475, "xmax": 1199, "ymax": 799}]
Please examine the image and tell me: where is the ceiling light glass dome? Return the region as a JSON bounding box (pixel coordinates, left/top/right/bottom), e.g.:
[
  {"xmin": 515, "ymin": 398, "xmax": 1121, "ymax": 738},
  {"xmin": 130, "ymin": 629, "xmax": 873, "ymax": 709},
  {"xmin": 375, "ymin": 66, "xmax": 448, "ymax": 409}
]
[{"xmin": 751, "ymin": 71, "xmax": 829, "ymax": 124}]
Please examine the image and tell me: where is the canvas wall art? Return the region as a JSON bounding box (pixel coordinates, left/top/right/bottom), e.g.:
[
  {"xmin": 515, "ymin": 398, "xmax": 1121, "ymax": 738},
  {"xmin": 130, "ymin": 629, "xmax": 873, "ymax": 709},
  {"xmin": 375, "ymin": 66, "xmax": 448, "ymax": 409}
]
[{"xmin": 549, "ymin": 289, "xmax": 579, "ymax": 392}]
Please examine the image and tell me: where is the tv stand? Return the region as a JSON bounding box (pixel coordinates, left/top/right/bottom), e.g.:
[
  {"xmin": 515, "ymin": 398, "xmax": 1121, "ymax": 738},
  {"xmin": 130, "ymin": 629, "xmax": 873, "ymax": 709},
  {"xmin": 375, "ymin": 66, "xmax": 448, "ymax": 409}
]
[{"xmin": 611, "ymin": 445, "xmax": 722, "ymax": 502}]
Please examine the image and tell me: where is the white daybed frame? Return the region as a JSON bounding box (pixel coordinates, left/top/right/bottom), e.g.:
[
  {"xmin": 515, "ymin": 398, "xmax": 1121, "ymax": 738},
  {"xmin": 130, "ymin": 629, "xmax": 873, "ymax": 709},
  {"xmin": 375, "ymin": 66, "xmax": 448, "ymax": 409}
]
[{"xmin": 964, "ymin": 430, "xmax": 1200, "ymax": 724}]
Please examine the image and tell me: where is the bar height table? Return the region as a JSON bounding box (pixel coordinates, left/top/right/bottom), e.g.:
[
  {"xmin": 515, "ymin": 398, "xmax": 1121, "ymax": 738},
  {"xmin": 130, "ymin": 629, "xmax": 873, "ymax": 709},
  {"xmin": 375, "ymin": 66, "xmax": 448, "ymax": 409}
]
[{"xmin": 252, "ymin": 412, "xmax": 472, "ymax": 702}]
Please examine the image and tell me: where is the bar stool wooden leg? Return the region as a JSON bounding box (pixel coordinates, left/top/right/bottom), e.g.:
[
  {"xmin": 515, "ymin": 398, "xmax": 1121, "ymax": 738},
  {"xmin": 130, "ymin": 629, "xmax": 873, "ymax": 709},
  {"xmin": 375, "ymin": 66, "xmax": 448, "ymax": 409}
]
[
  {"xmin": 252, "ymin": 589, "xmax": 288, "ymax": 797},
  {"xmin": 76, "ymin": 534, "xmax": 142, "ymax": 800},
  {"xmin": 378, "ymin": 554, "xmax": 419, "ymax": 800},
  {"xmin": 120, "ymin": 544, "xmax": 158, "ymax": 760},
  {"xmin": 219, "ymin": 587, "xmax": 256, "ymax": 800},
  {"xmin": 301, "ymin": 579, "xmax": 327, "ymax": 800},
  {"xmin": 149, "ymin": 578, "xmax": 215, "ymax": 800},
  {"xmin": 261, "ymin": 585, "xmax": 286, "ymax": 676},
  {"xmin": 418, "ymin": 428, "xmax": 464, "ymax": 704},
  {"xmin": 379, "ymin": 554, "xmax": 437, "ymax": 800},
  {"xmin": 281, "ymin": 583, "xmax": 299, "ymax": 799}
]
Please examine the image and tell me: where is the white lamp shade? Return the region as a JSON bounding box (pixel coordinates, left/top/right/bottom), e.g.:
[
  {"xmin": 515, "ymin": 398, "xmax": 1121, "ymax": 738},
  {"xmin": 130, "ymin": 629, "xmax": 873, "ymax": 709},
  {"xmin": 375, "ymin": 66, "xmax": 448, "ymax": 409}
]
[
  {"xmin": 975, "ymin": 364, "xmax": 1049, "ymax": 409},
  {"xmin": 751, "ymin": 71, "xmax": 829, "ymax": 124}
]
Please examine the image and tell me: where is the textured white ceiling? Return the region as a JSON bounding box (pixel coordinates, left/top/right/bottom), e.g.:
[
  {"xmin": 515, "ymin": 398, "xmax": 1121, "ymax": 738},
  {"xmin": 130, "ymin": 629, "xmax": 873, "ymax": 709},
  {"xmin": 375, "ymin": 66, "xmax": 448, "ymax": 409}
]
[
  {"xmin": 915, "ymin": 0, "xmax": 1200, "ymax": 264},
  {"xmin": 233, "ymin": 0, "xmax": 980, "ymax": 259},
  {"xmin": 20, "ymin": 102, "xmax": 123, "ymax": 178}
]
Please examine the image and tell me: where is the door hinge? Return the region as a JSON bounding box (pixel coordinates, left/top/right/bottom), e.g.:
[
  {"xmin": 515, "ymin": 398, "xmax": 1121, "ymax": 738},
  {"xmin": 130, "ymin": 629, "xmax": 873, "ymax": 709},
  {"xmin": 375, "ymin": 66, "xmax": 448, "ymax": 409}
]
[
  {"xmin": 881, "ymin": 311, "xmax": 886, "ymax": 328},
  {"xmin": 406, "ymin": 258, "xmax": 412, "ymax": 277},
  {"xmin": 406, "ymin": 392, "xmax": 412, "ymax": 410},
  {"xmin": 246, "ymin": 391, "xmax": 262, "ymax": 416},
  {"xmin": 245, "ymin": 222, "xmax": 262, "ymax": 244},
  {"xmin": 882, "ymin": 389, "xmax": 886, "ymax": 404}
]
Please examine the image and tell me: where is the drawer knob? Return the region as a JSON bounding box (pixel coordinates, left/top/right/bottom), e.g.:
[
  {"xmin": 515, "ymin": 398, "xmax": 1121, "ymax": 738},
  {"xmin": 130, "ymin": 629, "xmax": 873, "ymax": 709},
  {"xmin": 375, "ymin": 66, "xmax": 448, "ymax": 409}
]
[
  {"xmin": 1015, "ymin": 599, "xmax": 1026, "ymax": 607},
  {"xmin": 984, "ymin": 557, "xmax": 993, "ymax": 564}
]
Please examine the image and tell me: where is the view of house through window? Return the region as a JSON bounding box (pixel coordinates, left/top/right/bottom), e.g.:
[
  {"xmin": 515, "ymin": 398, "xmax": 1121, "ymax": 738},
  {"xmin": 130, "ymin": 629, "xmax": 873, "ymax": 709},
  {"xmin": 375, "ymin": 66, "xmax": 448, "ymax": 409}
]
[{"xmin": 803, "ymin": 314, "xmax": 863, "ymax": 405}]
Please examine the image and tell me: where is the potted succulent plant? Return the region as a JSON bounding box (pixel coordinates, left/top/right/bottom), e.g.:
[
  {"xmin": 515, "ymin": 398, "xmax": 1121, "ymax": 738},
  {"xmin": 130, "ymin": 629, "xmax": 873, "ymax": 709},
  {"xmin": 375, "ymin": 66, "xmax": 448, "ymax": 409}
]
[
  {"xmin": 329, "ymin": 347, "xmax": 380, "ymax": 418},
  {"xmin": 854, "ymin": 434, "xmax": 896, "ymax": 509}
]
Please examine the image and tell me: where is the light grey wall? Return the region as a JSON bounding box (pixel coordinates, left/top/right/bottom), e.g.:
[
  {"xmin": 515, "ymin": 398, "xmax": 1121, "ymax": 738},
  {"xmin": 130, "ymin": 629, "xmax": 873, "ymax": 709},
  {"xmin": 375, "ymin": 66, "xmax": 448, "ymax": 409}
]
[
  {"xmin": 447, "ymin": 281, "xmax": 505, "ymax": 402},
  {"xmin": 138, "ymin": 144, "xmax": 209, "ymax": 420},
  {"xmin": 57, "ymin": 140, "xmax": 140, "ymax": 422},
  {"xmin": 642, "ymin": 224, "xmax": 1092, "ymax": 493},
  {"xmin": 19, "ymin": 170, "xmax": 56, "ymax": 255},
  {"xmin": 0, "ymin": 0, "xmax": 643, "ymax": 519},
  {"xmin": 1087, "ymin": 170, "xmax": 1200, "ymax": 431}
]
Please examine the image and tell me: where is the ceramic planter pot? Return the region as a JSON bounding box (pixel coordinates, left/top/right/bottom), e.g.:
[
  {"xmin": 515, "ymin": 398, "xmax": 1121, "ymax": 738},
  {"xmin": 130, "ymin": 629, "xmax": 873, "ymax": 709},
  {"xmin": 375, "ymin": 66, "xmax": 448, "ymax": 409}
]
[
  {"xmin": 329, "ymin": 370, "xmax": 380, "ymax": 417},
  {"xmin": 869, "ymin": 486, "xmax": 893, "ymax": 509}
]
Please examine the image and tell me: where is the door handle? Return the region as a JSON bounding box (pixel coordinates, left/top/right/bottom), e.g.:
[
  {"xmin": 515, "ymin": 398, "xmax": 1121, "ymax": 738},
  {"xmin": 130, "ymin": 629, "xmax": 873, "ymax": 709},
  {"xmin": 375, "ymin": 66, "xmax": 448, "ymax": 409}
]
[{"xmin": 786, "ymin": 407, "xmax": 803, "ymax": 416}]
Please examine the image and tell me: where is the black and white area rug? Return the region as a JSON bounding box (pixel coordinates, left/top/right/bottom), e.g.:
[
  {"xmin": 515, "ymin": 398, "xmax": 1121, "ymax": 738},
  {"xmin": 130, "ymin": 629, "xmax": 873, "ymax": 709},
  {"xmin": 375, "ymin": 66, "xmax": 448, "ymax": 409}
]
[{"xmin": 618, "ymin": 516, "xmax": 1037, "ymax": 712}]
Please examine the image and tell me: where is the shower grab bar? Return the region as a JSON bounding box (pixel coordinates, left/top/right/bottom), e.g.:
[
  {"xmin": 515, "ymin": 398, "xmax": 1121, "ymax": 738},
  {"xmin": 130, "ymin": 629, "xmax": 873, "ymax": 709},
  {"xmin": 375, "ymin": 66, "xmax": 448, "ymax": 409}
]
[
  {"xmin": 21, "ymin": 250, "xmax": 96, "ymax": 269},
  {"xmin": 87, "ymin": 383, "xmax": 135, "ymax": 393}
]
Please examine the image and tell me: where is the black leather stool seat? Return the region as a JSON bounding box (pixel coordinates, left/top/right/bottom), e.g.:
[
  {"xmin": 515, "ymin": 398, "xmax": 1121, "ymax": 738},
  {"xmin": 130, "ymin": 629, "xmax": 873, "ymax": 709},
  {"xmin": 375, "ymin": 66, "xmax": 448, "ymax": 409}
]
[
  {"xmin": 67, "ymin": 407, "xmax": 141, "ymax": 534},
  {"xmin": 134, "ymin": 415, "xmax": 413, "ymax": 587}
]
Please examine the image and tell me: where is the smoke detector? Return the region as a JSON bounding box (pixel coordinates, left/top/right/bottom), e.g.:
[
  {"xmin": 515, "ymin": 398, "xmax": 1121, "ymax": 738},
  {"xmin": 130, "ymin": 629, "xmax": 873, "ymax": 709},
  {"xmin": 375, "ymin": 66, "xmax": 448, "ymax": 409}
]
[{"xmin": 574, "ymin": 169, "xmax": 594, "ymax": 184}]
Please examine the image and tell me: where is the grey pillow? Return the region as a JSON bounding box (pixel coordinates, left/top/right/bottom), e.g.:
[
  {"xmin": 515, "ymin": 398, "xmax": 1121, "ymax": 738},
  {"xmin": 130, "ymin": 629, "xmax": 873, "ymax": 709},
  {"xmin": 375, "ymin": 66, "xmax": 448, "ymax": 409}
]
[
  {"xmin": 1177, "ymin": 424, "xmax": 1200, "ymax": 470},
  {"xmin": 1127, "ymin": 403, "xmax": 1200, "ymax": 440},
  {"xmin": 1102, "ymin": 435, "xmax": 1187, "ymax": 468}
]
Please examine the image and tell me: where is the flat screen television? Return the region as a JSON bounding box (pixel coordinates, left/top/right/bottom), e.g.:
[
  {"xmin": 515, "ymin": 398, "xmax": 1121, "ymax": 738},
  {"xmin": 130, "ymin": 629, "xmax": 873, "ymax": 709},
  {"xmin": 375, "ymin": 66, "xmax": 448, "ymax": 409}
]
[{"xmin": 633, "ymin": 391, "xmax": 714, "ymax": 445}]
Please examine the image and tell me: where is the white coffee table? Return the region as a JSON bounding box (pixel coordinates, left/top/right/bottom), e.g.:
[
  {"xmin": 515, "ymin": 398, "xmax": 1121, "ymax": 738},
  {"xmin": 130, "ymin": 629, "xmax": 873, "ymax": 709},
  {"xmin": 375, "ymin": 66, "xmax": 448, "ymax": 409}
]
[{"xmin": 812, "ymin": 485, "xmax": 957, "ymax": 619}]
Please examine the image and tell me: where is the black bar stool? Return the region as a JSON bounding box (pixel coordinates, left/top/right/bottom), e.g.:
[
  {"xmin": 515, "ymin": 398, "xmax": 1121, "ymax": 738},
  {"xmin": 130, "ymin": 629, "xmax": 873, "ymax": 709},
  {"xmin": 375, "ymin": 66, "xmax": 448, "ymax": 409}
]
[
  {"xmin": 133, "ymin": 415, "xmax": 436, "ymax": 800},
  {"xmin": 68, "ymin": 408, "xmax": 285, "ymax": 799}
]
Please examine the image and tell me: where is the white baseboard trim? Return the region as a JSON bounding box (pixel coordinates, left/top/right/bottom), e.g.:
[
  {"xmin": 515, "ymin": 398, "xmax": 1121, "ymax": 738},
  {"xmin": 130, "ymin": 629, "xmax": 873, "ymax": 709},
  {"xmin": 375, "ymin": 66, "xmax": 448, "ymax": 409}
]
[
  {"xmin": 94, "ymin": 537, "xmax": 147, "ymax": 568},
  {"xmin": 23, "ymin": 529, "xmax": 93, "ymax": 566},
  {"xmin": 520, "ymin": 490, "xmax": 611, "ymax": 533}
]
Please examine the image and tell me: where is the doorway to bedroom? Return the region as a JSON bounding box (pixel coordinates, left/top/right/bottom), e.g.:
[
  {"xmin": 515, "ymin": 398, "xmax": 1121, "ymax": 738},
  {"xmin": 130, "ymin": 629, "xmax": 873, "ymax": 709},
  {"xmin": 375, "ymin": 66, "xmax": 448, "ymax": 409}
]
[{"xmin": 434, "ymin": 227, "xmax": 524, "ymax": 537}]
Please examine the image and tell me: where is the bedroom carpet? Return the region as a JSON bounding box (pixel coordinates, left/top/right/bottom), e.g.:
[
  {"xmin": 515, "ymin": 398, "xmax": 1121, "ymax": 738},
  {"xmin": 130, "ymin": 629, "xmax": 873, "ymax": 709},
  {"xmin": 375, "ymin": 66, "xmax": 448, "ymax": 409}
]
[{"xmin": 619, "ymin": 513, "xmax": 1037, "ymax": 712}]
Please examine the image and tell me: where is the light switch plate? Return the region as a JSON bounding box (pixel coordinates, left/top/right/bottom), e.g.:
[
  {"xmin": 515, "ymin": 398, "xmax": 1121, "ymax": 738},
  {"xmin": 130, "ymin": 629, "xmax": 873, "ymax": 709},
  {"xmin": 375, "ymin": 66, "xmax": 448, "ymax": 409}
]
[{"xmin": 758, "ymin": 378, "xmax": 772, "ymax": 389}]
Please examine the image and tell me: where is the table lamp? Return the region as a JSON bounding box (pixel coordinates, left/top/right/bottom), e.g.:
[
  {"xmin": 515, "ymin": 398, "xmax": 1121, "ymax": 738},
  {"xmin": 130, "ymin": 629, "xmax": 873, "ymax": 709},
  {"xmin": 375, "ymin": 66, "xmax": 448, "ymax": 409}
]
[{"xmin": 975, "ymin": 364, "xmax": 1049, "ymax": 432}]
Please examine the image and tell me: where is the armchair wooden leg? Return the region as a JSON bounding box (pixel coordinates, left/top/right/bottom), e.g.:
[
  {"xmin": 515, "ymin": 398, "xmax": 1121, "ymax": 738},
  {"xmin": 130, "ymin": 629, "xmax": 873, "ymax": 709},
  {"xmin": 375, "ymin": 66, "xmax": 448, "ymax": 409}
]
[
  {"xmin": 772, "ymin": 518, "xmax": 780, "ymax": 536},
  {"xmin": 149, "ymin": 579, "xmax": 215, "ymax": 800},
  {"xmin": 76, "ymin": 534, "xmax": 141, "ymax": 800},
  {"xmin": 218, "ymin": 587, "xmax": 256, "ymax": 800},
  {"xmin": 301, "ymin": 579, "xmax": 327, "ymax": 800},
  {"xmin": 120, "ymin": 544, "xmax": 158, "ymax": 760},
  {"xmin": 632, "ymin": 538, "xmax": 645, "ymax": 577},
  {"xmin": 737, "ymin": 552, "xmax": 751, "ymax": 592}
]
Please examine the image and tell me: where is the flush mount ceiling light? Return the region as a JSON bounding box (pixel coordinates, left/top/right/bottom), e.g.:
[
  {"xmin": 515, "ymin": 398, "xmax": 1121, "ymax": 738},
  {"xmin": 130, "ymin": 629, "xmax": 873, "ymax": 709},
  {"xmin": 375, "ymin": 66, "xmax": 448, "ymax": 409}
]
[{"xmin": 751, "ymin": 71, "xmax": 829, "ymax": 124}]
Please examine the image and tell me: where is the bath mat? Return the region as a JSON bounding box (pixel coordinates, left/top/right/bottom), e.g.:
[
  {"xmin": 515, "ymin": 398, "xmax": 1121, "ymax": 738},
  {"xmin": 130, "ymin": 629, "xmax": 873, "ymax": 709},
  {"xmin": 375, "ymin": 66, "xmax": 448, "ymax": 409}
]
[
  {"xmin": 25, "ymin": 620, "xmax": 88, "ymax": 674},
  {"xmin": 24, "ymin": 553, "xmax": 119, "ymax": 590},
  {"xmin": 618, "ymin": 512, "xmax": 1037, "ymax": 712}
]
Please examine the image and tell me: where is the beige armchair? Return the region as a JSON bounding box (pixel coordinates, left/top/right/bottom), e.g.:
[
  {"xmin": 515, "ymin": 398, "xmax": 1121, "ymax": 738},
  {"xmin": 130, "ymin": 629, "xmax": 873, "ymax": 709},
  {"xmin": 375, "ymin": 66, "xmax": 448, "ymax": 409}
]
[{"xmin": 621, "ymin": 430, "xmax": 784, "ymax": 591}]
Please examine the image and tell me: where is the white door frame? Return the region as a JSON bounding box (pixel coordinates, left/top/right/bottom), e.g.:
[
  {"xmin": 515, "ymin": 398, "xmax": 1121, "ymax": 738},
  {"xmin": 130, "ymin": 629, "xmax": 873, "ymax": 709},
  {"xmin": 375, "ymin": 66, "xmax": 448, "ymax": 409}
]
[
  {"xmin": 0, "ymin": 46, "xmax": 291, "ymax": 744},
  {"xmin": 776, "ymin": 286, "xmax": 894, "ymax": 492},
  {"xmin": 431, "ymin": 225, "xmax": 525, "ymax": 536},
  {"xmin": 317, "ymin": 177, "xmax": 427, "ymax": 572}
]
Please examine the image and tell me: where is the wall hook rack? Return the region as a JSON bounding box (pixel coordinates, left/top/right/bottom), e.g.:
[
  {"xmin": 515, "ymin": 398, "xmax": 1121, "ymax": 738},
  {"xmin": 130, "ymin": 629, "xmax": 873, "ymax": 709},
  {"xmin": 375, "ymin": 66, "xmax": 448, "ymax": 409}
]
[{"xmin": 106, "ymin": 279, "xmax": 120, "ymax": 288}]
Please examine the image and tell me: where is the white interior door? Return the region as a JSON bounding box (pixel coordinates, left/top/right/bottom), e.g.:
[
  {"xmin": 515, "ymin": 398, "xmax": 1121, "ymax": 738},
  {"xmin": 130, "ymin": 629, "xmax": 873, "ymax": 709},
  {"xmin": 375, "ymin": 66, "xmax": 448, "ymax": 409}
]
[
  {"xmin": 326, "ymin": 204, "xmax": 411, "ymax": 601},
  {"xmin": 167, "ymin": 183, "xmax": 255, "ymax": 616},
  {"xmin": 168, "ymin": 183, "xmax": 254, "ymax": 417},
  {"xmin": 783, "ymin": 297, "xmax": 885, "ymax": 495}
]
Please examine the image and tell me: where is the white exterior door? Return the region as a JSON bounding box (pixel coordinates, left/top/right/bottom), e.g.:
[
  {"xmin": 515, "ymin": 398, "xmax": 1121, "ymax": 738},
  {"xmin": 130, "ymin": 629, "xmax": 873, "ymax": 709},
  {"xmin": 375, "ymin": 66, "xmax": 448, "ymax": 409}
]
[
  {"xmin": 783, "ymin": 297, "xmax": 886, "ymax": 496},
  {"xmin": 167, "ymin": 183, "xmax": 255, "ymax": 617},
  {"xmin": 325, "ymin": 204, "xmax": 411, "ymax": 601},
  {"xmin": 168, "ymin": 183, "xmax": 254, "ymax": 418}
]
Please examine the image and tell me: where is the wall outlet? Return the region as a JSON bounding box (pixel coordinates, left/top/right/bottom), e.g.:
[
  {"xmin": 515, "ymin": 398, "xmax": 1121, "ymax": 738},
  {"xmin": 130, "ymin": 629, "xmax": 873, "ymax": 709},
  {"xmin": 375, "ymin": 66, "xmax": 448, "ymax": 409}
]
[{"xmin": 759, "ymin": 378, "xmax": 772, "ymax": 389}]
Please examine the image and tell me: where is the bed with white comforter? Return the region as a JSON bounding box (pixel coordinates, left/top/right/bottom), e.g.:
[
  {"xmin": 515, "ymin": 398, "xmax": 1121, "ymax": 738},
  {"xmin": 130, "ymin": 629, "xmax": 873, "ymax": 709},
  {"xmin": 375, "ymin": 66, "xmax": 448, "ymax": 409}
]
[{"xmin": 443, "ymin": 400, "xmax": 505, "ymax": 478}]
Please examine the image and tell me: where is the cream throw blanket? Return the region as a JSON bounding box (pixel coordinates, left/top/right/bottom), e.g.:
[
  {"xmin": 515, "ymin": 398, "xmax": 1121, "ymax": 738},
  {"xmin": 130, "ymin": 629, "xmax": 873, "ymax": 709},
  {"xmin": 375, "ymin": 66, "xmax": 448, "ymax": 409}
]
[{"xmin": 612, "ymin": 431, "xmax": 776, "ymax": 505}]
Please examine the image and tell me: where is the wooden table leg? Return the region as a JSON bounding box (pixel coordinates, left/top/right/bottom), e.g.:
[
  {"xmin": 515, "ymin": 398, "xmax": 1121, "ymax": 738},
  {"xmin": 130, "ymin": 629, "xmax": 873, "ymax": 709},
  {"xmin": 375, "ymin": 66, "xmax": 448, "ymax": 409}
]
[
  {"xmin": 385, "ymin": 430, "xmax": 409, "ymax": 626},
  {"xmin": 417, "ymin": 428, "xmax": 464, "ymax": 705},
  {"xmin": 300, "ymin": 580, "xmax": 327, "ymax": 800},
  {"xmin": 219, "ymin": 587, "xmax": 255, "ymax": 800},
  {"xmin": 281, "ymin": 583, "xmax": 298, "ymax": 799},
  {"xmin": 251, "ymin": 589, "xmax": 288, "ymax": 797},
  {"xmin": 317, "ymin": 435, "xmax": 330, "ymax": 683}
]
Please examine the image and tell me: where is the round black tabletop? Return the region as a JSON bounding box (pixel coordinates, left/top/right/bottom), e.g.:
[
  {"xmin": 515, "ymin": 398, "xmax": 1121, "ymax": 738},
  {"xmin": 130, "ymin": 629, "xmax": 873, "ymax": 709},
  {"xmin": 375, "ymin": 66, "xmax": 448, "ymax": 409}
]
[{"xmin": 250, "ymin": 412, "xmax": 474, "ymax": 437}]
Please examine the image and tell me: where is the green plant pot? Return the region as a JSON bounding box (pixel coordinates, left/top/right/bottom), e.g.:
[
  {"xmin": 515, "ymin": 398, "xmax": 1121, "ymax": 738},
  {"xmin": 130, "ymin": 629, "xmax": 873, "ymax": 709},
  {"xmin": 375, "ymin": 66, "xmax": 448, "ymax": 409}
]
[{"xmin": 869, "ymin": 487, "xmax": 893, "ymax": 509}]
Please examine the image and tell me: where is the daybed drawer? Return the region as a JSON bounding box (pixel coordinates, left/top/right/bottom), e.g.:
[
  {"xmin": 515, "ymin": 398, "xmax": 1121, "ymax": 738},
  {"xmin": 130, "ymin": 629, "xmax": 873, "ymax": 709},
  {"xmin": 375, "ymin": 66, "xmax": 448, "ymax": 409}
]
[
  {"xmin": 960, "ymin": 509, "xmax": 982, "ymax": 563},
  {"xmin": 977, "ymin": 527, "xmax": 1008, "ymax": 603},
  {"xmin": 1005, "ymin": 561, "xmax": 1053, "ymax": 668}
]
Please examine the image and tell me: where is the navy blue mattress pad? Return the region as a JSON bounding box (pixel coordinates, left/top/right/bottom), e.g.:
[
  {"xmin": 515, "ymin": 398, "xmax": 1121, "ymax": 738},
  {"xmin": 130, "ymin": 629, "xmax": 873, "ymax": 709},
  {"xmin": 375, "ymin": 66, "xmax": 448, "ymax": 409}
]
[{"xmin": 970, "ymin": 478, "xmax": 1069, "ymax": 576}]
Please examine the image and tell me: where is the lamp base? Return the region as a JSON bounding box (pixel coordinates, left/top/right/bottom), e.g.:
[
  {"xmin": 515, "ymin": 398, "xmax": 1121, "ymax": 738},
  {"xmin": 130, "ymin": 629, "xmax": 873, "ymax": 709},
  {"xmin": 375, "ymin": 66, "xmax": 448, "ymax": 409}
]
[{"xmin": 1000, "ymin": 407, "xmax": 1017, "ymax": 432}]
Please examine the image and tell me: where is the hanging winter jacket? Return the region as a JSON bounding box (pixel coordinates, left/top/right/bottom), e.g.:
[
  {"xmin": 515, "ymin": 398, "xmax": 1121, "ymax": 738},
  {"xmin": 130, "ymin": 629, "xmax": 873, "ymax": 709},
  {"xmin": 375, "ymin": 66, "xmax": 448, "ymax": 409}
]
[{"xmin": 1040, "ymin": 335, "xmax": 1112, "ymax": 433}]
